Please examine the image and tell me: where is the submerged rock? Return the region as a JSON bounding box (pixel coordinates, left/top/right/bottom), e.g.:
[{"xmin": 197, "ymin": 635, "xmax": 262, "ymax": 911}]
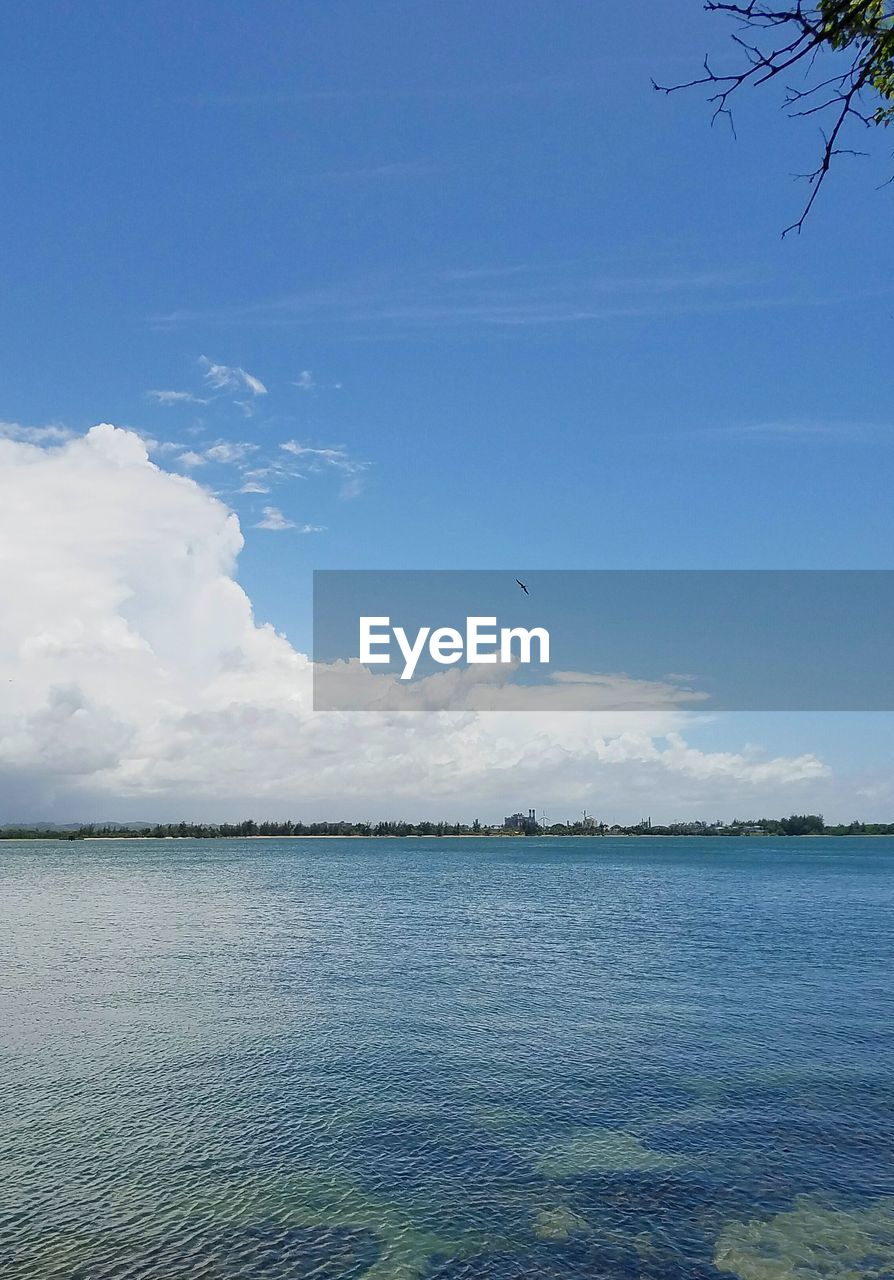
[
  {"xmin": 531, "ymin": 1205, "xmax": 589, "ymax": 1241},
  {"xmin": 714, "ymin": 1194, "xmax": 894, "ymax": 1280},
  {"xmin": 535, "ymin": 1128, "xmax": 686, "ymax": 1179}
]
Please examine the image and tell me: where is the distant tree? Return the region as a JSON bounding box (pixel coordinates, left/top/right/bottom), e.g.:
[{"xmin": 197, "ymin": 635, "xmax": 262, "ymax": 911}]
[
  {"xmin": 780, "ymin": 812, "xmax": 826, "ymax": 834},
  {"xmin": 655, "ymin": 2, "xmax": 894, "ymax": 233}
]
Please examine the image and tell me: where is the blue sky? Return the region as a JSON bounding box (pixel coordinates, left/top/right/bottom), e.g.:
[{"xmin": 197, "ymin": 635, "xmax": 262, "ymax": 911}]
[{"xmin": 1, "ymin": 1, "xmax": 892, "ymax": 818}]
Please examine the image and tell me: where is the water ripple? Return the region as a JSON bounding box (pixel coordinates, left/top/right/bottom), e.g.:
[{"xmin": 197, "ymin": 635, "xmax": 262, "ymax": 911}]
[{"xmin": 2, "ymin": 835, "xmax": 893, "ymax": 1279}]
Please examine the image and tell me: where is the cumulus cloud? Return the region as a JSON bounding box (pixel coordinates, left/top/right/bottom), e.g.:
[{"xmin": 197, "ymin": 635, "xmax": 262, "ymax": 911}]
[{"xmin": 0, "ymin": 424, "xmax": 833, "ymax": 822}]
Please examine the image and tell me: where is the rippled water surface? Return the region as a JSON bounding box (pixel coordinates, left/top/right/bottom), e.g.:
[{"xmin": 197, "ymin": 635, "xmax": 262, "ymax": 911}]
[{"xmin": 2, "ymin": 836, "xmax": 893, "ymax": 1279}]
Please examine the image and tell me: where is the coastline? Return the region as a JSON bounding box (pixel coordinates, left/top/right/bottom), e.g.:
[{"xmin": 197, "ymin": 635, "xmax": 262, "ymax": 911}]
[{"xmin": 5, "ymin": 831, "xmax": 894, "ymax": 842}]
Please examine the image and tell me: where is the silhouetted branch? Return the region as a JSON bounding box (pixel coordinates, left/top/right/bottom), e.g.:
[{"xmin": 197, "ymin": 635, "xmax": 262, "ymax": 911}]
[{"xmin": 654, "ymin": 1, "xmax": 894, "ymax": 232}]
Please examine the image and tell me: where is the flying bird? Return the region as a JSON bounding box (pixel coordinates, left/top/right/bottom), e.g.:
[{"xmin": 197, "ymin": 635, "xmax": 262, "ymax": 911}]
[{"xmin": 515, "ymin": 578, "xmax": 529, "ymax": 595}]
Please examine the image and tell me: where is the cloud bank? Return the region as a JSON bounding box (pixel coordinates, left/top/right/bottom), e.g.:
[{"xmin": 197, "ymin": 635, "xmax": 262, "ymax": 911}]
[{"xmin": 0, "ymin": 426, "xmax": 833, "ymax": 822}]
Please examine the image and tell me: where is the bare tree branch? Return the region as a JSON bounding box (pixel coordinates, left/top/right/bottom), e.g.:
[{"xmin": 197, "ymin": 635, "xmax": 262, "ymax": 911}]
[{"xmin": 654, "ymin": 1, "xmax": 894, "ymax": 232}]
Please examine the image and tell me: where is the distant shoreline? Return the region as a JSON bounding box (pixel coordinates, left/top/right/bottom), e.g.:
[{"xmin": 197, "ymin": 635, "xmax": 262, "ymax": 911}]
[
  {"xmin": 3, "ymin": 812, "xmax": 893, "ymax": 841},
  {"xmin": 4, "ymin": 831, "xmax": 894, "ymax": 842}
]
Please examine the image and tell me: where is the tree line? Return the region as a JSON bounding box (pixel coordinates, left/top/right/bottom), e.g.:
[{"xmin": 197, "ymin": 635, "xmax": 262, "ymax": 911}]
[{"xmin": 2, "ymin": 813, "xmax": 894, "ymax": 839}]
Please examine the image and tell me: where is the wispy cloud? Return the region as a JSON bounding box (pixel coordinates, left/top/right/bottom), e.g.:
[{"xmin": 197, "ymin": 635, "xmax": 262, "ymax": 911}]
[
  {"xmin": 205, "ymin": 441, "xmax": 259, "ymax": 464},
  {"xmin": 176, "ymin": 62, "xmax": 695, "ymax": 112},
  {"xmin": 279, "ymin": 441, "xmax": 369, "ymax": 496},
  {"xmin": 0, "ymin": 421, "xmax": 73, "ymax": 444},
  {"xmin": 293, "ymin": 368, "xmax": 343, "ymax": 393},
  {"xmin": 693, "ymin": 420, "xmax": 892, "ymax": 444},
  {"xmin": 241, "ymin": 372, "xmax": 267, "ymax": 396},
  {"xmin": 199, "ymin": 356, "xmax": 268, "ymax": 396},
  {"xmin": 148, "ymin": 264, "xmax": 761, "ymax": 334},
  {"xmin": 176, "ymin": 450, "xmax": 207, "ymax": 469},
  {"xmin": 338, "ymin": 476, "xmax": 366, "ymax": 501},
  {"xmin": 316, "ymin": 160, "xmax": 440, "ymax": 182},
  {"xmin": 254, "ymin": 506, "xmax": 295, "ymax": 531},
  {"xmin": 280, "ymin": 441, "xmax": 366, "ymax": 473},
  {"xmin": 179, "ymin": 88, "xmax": 358, "ymax": 108},
  {"xmin": 278, "ymin": 441, "xmax": 370, "ymax": 498},
  {"xmin": 153, "ymin": 263, "xmax": 894, "ymax": 336},
  {"xmin": 146, "ymin": 389, "xmax": 209, "ymax": 406}
]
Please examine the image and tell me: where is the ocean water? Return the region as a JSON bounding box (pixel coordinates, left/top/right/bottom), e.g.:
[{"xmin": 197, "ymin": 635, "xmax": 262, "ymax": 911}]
[{"xmin": 1, "ymin": 836, "xmax": 893, "ymax": 1280}]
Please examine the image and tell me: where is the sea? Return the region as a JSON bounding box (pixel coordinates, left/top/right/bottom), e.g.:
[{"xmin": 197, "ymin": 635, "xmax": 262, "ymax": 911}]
[{"xmin": 1, "ymin": 835, "xmax": 893, "ymax": 1279}]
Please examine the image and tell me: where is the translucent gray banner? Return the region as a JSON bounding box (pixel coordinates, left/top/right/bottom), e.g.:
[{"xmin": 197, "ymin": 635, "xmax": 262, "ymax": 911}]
[{"xmin": 313, "ymin": 570, "xmax": 894, "ymax": 711}]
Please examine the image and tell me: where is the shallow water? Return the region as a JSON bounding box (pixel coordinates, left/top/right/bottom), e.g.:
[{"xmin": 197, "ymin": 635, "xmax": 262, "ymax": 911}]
[{"xmin": 1, "ymin": 835, "xmax": 893, "ymax": 1279}]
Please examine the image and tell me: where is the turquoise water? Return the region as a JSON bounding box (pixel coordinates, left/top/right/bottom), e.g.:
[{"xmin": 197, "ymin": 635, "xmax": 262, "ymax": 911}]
[{"xmin": 2, "ymin": 836, "xmax": 893, "ymax": 1279}]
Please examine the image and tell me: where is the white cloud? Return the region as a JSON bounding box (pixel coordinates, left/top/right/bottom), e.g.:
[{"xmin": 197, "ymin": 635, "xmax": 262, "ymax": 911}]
[
  {"xmin": 149, "ymin": 260, "xmax": 770, "ymax": 334},
  {"xmin": 280, "ymin": 440, "xmax": 367, "ymax": 473},
  {"xmin": 0, "ymin": 421, "xmax": 73, "ymax": 444},
  {"xmin": 199, "ymin": 357, "xmax": 237, "ymax": 390},
  {"xmin": 146, "ymin": 390, "xmax": 209, "ymax": 406},
  {"xmin": 0, "ymin": 424, "xmax": 835, "ymax": 822},
  {"xmin": 699, "ymin": 419, "xmax": 894, "ymax": 444},
  {"xmin": 254, "ymin": 506, "xmax": 296, "ymax": 531},
  {"xmin": 177, "ymin": 450, "xmax": 206, "ymax": 469},
  {"xmin": 278, "ymin": 440, "xmax": 369, "ymax": 498},
  {"xmin": 205, "ymin": 441, "xmax": 258, "ymax": 464},
  {"xmin": 240, "ymin": 371, "xmax": 267, "ymax": 396},
  {"xmin": 292, "ymin": 369, "xmax": 343, "ymax": 393},
  {"xmin": 199, "ymin": 356, "xmax": 267, "ymax": 396}
]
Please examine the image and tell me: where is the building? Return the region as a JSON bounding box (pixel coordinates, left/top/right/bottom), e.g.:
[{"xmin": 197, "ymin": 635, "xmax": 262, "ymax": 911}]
[{"xmin": 504, "ymin": 808, "xmax": 537, "ymax": 832}]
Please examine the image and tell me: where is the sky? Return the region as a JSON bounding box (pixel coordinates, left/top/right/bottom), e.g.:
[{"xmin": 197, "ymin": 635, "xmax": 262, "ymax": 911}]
[{"xmin": 1, "ymin": 0, "xmax": 892, "ymax": 824}]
